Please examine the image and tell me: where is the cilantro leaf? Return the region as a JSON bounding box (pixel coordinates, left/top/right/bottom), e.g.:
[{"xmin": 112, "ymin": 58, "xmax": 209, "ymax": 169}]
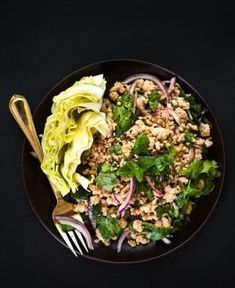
[
  {"xmin": 71, "ymin": 186, "xmax": 90, "ymax": 200},
  {"xmin": 156, "ymin": 204, "xmax": 179, "ymax": 218},
  {"xmin": 144, "ymin": 222, "xmax": 172, "ymax": 242},
  {"xmin": 180, "ymin": 159, "xmax": 220, "ymax": 180},
  {"xmin": 96, "ymin": 216, "xmax": 122, "ymax": 240},
  {"xmin": 111, "ymin": 145, "xmax": 122, "ymax": 155},
  {"xmin": 60, "ymin": 224, "xmax": 74, "ymax": 232},
  {"xmin": 133, "ymin": 135, "xmax": 150, "ymax": 156},
  {"xmin": 113, "ymin": 93, "xmax": 135, "ymax": 135},
  {"xmin": 185, "ymin": 131, "xmax": 195, "ymax": 144},
  {"xmin": 179, "ymin": 86, "xmax": 206, "ymax": 122},
  {"xmin": 149, "ymin": 90, "xmax": 161, "ymax": 111},
  {"xmin": 118, "ymin": 149, "xmax": 175, "ymax": 181},
  {"xmin": 118, "ymin": 160, "xmax": 144, "ymax": 182},
  {"xmin": 95, "ymin": 171, "xmax": 117, "ymax": 193},
  {"xmin": 137, "ymin": 182, "xmax": 154, "ymax": 201}
]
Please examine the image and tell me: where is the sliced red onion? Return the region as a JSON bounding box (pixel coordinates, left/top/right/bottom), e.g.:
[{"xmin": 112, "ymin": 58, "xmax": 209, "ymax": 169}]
[
  {"xmin": 145, "ymin": 176, "xmax": 163, "ymax": 196},
  {"xmin": 167, "ymin": 77, "xmax": 176, "ymax": 96},
  {"xmin": 123, "ymin": 73, "xmax": 167, "ymax": 98},
  {"xmin": 87, "ymin": 202, "xmax": 96, "ymax": 229},
  {"xmin": 129, "ymin": 81, "xmax": 137, "ymax": 95},
  {"xmin": 162, "ymin": 80, "xmax": 171, "ymax": 85},
  {"xmin": 117, "ymin": 230, "xmax": 131, "ymax": 253},
  {"xmin": 157, "ymin": 108, "xmax": 181, "ymax": 125},
  {"xmin": 54, "ymin": 215, "xmax": 94, "ymax": 250},
  {"xmin": 162, "ymin": 237, "xmax": 171, "ymax": 244},
  {"xmin": 118, "ymin": 177, "xmax": 136, "ymax": 217},
  {"xmin": 114, "ymin": 194, "xmax": 121, "ymax": 203},
  {"xmin": 187, "ymin": 110, "xmax": 193, "ymax": 121},
  {"xmin": 30, "ymin": 151, "xmax": 37, "ymax": 158}
]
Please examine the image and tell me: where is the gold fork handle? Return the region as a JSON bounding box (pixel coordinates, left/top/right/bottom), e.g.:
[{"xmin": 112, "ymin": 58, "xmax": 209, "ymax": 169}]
[
  {"xmin": 9, "ymin": 95, "xmax": 44, "ymax": 163},
  {"xmin": 9, "ymin": 94, "xmax": 63, "ymax": 201}
]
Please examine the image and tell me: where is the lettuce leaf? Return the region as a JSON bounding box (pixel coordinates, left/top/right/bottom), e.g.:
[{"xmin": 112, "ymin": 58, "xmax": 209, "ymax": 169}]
[{"xmin": 41, "ymin": 75, "xmax": 108, "ymax": 196}]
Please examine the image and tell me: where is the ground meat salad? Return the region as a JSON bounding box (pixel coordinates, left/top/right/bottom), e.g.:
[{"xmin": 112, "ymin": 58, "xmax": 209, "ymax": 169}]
[{"xmin": 70, "ymin": 74, "xmax": 220, "ymax": 251}]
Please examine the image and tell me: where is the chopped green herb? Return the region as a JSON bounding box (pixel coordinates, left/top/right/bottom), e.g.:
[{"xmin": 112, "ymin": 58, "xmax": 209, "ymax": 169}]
[
  {"xmin": 156, "ymin": 204, "xmax": 179, "ymax": 218},
  {"xmin": 180, "ymin": 86, "xmax": 206, "ymax": 122},
  {"xmin": 96, "ymin": 216, "xmax": 122, "ymax": 240},
  {"xmin": 113, "ymin": 93, "xmax": 135, "ymax": 135},
  {"xmin": 111, "ymin": 145, "xmax": 122, "ymax": 155},
  {"xmin": 144, "ymin": 222, "xmax": 172, "ymax": 243},
  {"xmin": 95, "ymin": 172, "xmax": 117, "ymax": 193},
  {"xmin": 177, "ymin": 159, "xmax": 220, "ymax": 208},
  {"xmin": 180, "ymin": 159, "xmax": 220, "ymax": 180},
  {"xmin": 149, "ymin": 90, "xmax": 161, "ymax": 111},
  {"xmin": 118, "ymin": 149, "xmax": 175, "ymax": 181},
  {"xmin": 101, "ymin": 162, "xmax": 111, "ymax": 173},
  {"xmin": 60, "ymin": 224, "xmax": 74, "ymax": 232},
  {"xmin": 132, "ymin": 134, "xmax": 150, "ymax": 156},
  {"xmin": 71, "ymin": 186, "xmax": 90, "ymax": 200},
  {"xmin": 118, "ymin": 160, "xmax": 144, "ymax": 182},
  {"xmin": 137, "ymin": 182, "xmax": 154, "ymax": 201},
  {"xmin": 185, "ymin": 131, "xmax": 195, "ymax": 144}
]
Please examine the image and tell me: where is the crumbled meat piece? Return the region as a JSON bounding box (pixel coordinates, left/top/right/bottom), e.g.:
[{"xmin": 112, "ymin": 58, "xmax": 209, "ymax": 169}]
[
  {"xmin": 178, "ymin": 177, "xmax": 189, "ymax": 185},
  {"xmin": 175, "ymin": 107, "xmax": 188, "ymax": 121},
  {"xmin": 151, "ymin": 127, "xmax": 170, "ymax": 140},
  {"xmin": 135, "ymin": 235, "xmax": 149, "ymax": 245},
  {"xmin": 163, "ymin": 185, "xmax": 180, "ymax": 203},
  {"xmin": 90, "ymin": 195, "xmax": 100, "ymax": 206},
  {"xmin": 178, "ymin": 97, "xmax": 190, "ymax": 110},
  {"xmin": 199, "ymin": 123, "xmax": 211, "ymax": 138},
  {"xmin": 187, "ymin": 123, "xmax": 198, "ymax": 131},
  {"xmin": 96, "ymin": 228, "xmax": 110, "ymax": 246},
  {"xmin": 142, "ymin": 80, "xmax": 155, "ymax": 93},
  {"xmin": 120, "ymin": 218, "xmax": 128, "ymax": 229},
  {"xmin": 109, "ymin": 91, "xmax": 119, "ymax": 102},
  {"xmin": 204, "ymin": 139, "xmax": 213, "ymax": 147},
  {"xmin": 110, "ymin": 81, "xmax": 126, "ymax": 94},
  {"xmin": 73, "ymin": 200, "xmax": 88, "ymax": 213},
  {"xmin": 128, "ymin": 239, "xmax": 137, "ymax": 247},
  {"xmin": 162, "ymin": 216, "xmax": 172, "ymax": 228},
  {"xmin": 133, "ymin": 220, "xmax": 143, "ymax": 232}
]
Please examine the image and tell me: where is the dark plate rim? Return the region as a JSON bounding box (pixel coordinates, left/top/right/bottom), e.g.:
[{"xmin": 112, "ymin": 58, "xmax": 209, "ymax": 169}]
[{"xmin": 21, "ymin": 58, "xmax": 226, "ymax": 264}]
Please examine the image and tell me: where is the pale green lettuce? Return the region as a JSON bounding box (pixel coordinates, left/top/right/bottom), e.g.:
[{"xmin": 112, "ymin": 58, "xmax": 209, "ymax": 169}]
[{"xmin": 41, "ymin": 74, "xmax": 108, "ymax": 196}]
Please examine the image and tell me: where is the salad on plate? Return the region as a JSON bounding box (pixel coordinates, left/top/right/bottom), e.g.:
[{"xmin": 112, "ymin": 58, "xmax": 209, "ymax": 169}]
[{"xmin": 40, "ymin": 73, "xmax": 220, "ymax": 252}]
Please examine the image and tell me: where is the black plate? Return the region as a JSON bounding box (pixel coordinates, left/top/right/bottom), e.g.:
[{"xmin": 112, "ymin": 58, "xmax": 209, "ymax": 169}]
[{"xmin": 22, "ymin": 59, "xmax": 225, "ymax": 264}]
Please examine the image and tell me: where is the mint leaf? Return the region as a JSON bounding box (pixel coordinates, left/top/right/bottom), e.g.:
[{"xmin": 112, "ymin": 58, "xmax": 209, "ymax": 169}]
[
  {"xmin": 111, "ymin": 145, "xmax": 122, "ymax": 155},
  {"xmin": 137, "ymin": 182, "xmax": 154, "ymax": 201},
  {"xmin": 180, "ymin": 159, "xmax": 220, "ymax": 180},
  {"xmin": 149, "ymin": 90, "xmax": 161, "ymax": 111},
  {"xmin": 95, "ymin": 172, "xmax": 117, "ymax": 192},
  {"xmin": 185, "ymin": 131, "xmax": 195, "ymax": 144},
  {"xmin": 180, "ymin": 86, "xmax": 206, "ymax": 122},
  {"xmin": 101, "ymin": 162, "xmax": 111, "ymax": 173},
  {"xmin": 60, "ymin": 224, "xmax": 74, "ymax": 232},
  {"xmin": 156, "ymin": 204, "xmax": 178, "ymax": 218},
  {"xmin": 97, "ymin": 216, "xmax": 122, "ymax": 240},
  {"xmin": 113, "ymin": 93, "xmax": 135, "ymax": 135},
  {"xmin": 144, "ymin": 222, "xmax": 172, "ymax": 242},
  {"xmin": 118, "ymin": 149, "xmax": 175, "ymax": 181},
  {"xmin": 133, "ymin": 135, "xmax": 150, "ymax": 156},
  {"xmin": 71, "ymin": 186, "xmax": 90, "ymax": 200},
  {"xmin": 118, "ymin": 160, "xmax": 144, "ymax": 182}
]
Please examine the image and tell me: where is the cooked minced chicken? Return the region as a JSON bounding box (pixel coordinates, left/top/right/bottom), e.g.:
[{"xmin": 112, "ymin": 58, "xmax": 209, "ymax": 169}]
[{"xmin": 71, "ymin": 75, "xmax": 220, "ymax": 249}]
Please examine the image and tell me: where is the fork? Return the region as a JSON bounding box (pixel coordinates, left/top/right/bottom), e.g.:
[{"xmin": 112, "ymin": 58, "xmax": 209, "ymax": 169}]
[{"xmin": 9, "ymin": 94, "xmax": 94, "ymax": 256}]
